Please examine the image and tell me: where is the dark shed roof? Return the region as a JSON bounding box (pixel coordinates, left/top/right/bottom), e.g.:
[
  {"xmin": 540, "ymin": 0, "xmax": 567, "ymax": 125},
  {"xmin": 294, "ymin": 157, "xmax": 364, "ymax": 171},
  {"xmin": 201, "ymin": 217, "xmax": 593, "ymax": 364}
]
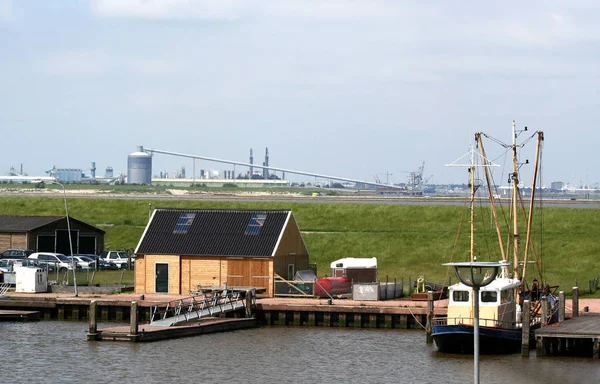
[
  {"xmin": 136, "ymin": 208, "xmax": 292, "ymax": 257},
  {"xmin": 0, "ymin": 215, "xmax": 65, "ymax": 232},
  {"xmin": 0, "ymin": 215, "xmax": 105, "ymax": 234}
]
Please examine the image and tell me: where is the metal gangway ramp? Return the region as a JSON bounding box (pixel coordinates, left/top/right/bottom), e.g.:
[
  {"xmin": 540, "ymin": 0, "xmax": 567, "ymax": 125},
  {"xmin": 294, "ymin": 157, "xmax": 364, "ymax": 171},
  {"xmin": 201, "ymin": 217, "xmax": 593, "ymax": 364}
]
[{"xmin": 149, "ymin": 289, "xmax": 254, "ymax": 327}]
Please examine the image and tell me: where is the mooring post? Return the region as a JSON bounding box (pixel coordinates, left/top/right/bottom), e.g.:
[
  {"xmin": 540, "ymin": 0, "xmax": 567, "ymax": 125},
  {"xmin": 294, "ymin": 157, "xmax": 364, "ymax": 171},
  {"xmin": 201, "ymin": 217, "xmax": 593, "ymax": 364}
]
[
  {"xmin": 541, "ymin": 296, "xmax": 549, "ymax": 325},
  {"xmin": 572, "ymin": 287, "xmax": 579, "ymax": 318},
  {"xmin": 245, "ymin": 289, "xmax": 253, "ymax": 318},
  {"xmin": 426, "ymin": 291, "xmax": 433, "ymax": 344},
  {"xmin": 129, "ymin": 301, "xmax": 139, "ymax": 341},
  {"xmin": 521, "ymin": 300, "xmax": 530, "ymax": 356},
  {"xmin": 87, "ymin": 300, "xmax": 98, "ymax": 341},
  {"xmin": 559, "ymin": 291, "xmax": 565, "ymax": 323}
]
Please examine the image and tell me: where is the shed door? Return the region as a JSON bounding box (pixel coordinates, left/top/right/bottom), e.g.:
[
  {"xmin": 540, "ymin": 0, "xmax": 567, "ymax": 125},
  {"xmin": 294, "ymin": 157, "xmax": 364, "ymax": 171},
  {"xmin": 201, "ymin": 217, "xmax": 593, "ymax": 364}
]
[
  {"xmin": 250, "ymin": 259, "xmax": 270, "ymax": 289},
  {"xmin": 155, "ymin": 263, "xmax": 169, "ymax": 293},
  {"xmin": 227, "ymin": 259, "xmax": 249, "ymax": 287}
]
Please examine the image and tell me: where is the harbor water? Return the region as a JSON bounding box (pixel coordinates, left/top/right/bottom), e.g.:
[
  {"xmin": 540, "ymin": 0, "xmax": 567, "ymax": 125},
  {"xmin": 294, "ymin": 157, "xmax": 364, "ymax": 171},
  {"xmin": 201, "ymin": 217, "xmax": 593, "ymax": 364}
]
[{"xmin": 1, "ymin": 321, "xmax": 598, "ymax": 384}]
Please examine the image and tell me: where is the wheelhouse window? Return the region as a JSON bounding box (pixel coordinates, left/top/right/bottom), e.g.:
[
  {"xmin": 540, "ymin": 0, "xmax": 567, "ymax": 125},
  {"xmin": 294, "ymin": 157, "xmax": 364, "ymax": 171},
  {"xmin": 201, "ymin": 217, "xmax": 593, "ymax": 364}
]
[
  {"xmin": 481, "ymin": 291, "xmax": 498, "ymax": 303},
  {"xmin": 173, "ymin": 212, "xmax": 196, "ymax": 234},
  {"xmin": 453, "ymin": 290, "xmax": 470, "ymax": 302},
  {"xmin": 244, "ymin": 213, "xmax": 267, "ymax": 235}
]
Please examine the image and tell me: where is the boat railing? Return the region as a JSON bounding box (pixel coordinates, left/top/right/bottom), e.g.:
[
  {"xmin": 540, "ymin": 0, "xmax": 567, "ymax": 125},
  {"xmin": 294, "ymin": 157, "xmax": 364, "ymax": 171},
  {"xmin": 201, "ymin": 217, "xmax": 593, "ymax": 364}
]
[{"xmin": 434, "ymin": 317, "xmax": 528, "ymax": 329}]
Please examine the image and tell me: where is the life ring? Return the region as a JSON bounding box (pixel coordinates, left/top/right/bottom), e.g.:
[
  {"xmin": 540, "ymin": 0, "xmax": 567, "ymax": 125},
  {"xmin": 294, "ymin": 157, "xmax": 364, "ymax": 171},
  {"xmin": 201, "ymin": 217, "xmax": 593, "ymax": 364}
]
[{"xmin": 416, "ymin": 277, "xmax": 425, "ymax": 293}]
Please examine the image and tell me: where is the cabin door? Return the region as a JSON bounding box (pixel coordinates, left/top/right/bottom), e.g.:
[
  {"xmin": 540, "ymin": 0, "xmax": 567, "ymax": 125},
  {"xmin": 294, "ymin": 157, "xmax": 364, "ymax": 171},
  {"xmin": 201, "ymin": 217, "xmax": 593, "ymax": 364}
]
[{"xmin": 155, "ymin": 263, "xmax": 169, "ymax": 293}]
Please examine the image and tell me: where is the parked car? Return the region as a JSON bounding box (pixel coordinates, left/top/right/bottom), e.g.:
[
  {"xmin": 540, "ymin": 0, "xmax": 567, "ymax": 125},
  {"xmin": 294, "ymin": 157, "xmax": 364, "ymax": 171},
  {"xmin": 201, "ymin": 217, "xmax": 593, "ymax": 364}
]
[
  {"xmin": 68, "ymin": 255, "xmax": 96, "ymax": 270},
  {"xmin": 86, "ymin": 255, "xmax": 118, "ymax": 270},
  {"xmin": 100, "ymin": 250, "xmax": 134, "ymax": 269},
  {"xmin": 0, "ymin": 249, "xmax": 34, "ymax": 259},
  {"xmin": 28, "ymin": 252, "xmax": 79, "ymax": 272}
]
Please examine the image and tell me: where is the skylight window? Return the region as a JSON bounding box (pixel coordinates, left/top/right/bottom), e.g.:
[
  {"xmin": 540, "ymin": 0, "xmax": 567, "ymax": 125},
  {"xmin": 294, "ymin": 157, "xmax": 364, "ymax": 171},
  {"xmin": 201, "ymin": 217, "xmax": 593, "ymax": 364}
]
[
  {"xmin": 245, "ymin": 213, "xmax": 267, "ymax": 235},
  {"xmin": 173, "ymin": 212, "xmax": 196, "ymax": 234}
]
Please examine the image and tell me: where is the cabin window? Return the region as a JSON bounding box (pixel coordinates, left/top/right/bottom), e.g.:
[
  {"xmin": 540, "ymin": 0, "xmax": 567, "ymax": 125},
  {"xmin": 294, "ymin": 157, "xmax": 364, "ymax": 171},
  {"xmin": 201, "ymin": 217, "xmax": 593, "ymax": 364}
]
[
  {"xmin": 481, "ymin": 291, "xmax": 497, "ymax": 303},
  {"xmin": 245, "ymin": 213, "xmax": 267, "ymax": 235},
  {"xmin": 173, "ymin": 212, "xmax": 196, "ymax": 234},
  {"xmin": 453, "ymin": 290, "xmax": 470, "ymax": 302},
  {"xmin": 287, "ymin": 264, "xmax": 295, "ymax": 280}
]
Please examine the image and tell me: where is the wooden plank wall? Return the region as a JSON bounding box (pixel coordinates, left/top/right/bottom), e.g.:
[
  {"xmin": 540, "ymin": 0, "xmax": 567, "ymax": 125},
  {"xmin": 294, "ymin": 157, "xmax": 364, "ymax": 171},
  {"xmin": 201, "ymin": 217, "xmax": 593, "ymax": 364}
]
[
  {"xmin": 0, "ymin": 233, "xmax": 27, "ymax": 251},
  {"xmin": 136, "ymin": 255, "xmax": 275, "ymax": 296}
]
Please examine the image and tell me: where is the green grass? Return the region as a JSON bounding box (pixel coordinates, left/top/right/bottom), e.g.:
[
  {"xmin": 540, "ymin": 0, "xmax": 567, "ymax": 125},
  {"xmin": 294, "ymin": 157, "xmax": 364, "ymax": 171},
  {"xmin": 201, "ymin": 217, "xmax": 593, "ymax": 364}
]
[{"xmin": 1, "ymin": 195, "xmax": 599, "ymax": 294}]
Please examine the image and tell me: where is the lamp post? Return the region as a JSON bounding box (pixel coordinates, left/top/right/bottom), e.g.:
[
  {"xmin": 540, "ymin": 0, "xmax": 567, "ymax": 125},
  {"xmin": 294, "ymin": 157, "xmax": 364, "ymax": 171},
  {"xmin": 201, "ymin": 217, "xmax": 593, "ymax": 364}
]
[
  {"xmin": 52, "ymin": 181, "xmax": 78, "ymax": 297},
  {"xmin": 444, "ymin": 261, "xmax": 503, "ymax": 384}
]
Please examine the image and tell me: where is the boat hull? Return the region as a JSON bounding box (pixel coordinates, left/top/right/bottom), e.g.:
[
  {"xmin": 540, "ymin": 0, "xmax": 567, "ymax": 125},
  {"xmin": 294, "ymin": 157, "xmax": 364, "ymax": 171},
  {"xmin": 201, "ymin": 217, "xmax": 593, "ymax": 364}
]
[{"xmin": 432, "ymin": 324, "xmax": 526, "ymax": 354}]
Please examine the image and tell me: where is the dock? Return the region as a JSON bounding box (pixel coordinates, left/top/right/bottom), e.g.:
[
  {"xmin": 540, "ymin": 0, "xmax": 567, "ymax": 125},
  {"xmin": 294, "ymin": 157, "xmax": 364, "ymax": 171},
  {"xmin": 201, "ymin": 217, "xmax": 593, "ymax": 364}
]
[
  {"xmin": 536, "ymin": 315, "xmax": 600, "ymax": 358},
  {"xmin": 0, "ymin": 309, "xmax": 40, "ymax": 322},
  {"xmin": 90, "ymin": 317, "xmax": 257, "ymax": 342}
]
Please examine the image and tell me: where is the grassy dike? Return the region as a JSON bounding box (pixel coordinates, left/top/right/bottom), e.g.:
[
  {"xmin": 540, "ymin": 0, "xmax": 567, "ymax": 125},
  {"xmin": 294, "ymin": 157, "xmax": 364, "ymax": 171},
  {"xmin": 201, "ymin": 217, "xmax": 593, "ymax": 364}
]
[{"xmin": 1, "ymin": 196, "xmax": 599, "ymax": 295}]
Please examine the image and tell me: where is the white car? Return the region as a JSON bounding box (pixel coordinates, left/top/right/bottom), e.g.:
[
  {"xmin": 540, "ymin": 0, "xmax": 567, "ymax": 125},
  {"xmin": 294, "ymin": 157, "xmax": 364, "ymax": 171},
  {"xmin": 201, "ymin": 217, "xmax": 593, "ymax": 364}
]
[
  {"xmin": 28, "ymin": 252, "xmax": 78, "ymax": 272},
  {"xmin": 100, "ymin": 250, "xmax": 134, "ymax": 269},
  {"xmin": 68, "ymin": 255, "xmax": 95, "ymax": 270}
]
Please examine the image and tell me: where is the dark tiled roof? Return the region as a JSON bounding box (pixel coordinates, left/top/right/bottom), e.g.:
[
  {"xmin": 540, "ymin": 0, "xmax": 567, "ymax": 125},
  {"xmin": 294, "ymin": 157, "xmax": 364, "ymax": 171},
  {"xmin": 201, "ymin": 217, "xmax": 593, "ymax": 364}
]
[
  {"xmin": 0, "ymin": 215, "xmax": 64, "ymax": 232},
  {"xmin": 136, "ymin": 208, "xmax": 292, "ymax": 257}
]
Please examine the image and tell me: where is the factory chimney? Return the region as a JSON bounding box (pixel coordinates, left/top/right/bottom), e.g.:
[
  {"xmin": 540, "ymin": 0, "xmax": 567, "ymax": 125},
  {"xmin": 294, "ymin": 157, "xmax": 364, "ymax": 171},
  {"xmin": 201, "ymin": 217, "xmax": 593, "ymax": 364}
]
[
  {"xmin": 263, "ymin": 147, "xmax": 269, "ymax": 179},
  {"xmin": 249, "ymin": 148, "xmax": 254, "ymax": 178}
]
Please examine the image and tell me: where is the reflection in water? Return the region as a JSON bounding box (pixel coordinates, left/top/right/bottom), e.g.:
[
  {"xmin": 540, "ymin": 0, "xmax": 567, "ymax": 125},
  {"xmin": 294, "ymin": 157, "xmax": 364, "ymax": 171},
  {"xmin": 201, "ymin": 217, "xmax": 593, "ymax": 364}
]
[{"xmin": 1, "ymin": 322, "xmax": 598, "ymax": 384}]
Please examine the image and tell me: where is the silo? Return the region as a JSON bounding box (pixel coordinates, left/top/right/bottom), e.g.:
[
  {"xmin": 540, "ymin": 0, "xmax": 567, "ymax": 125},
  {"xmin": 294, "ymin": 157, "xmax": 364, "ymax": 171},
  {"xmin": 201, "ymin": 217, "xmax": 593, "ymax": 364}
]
[{"xmin": 127, "ymin": 146, "xmax": 152, "ymax": 184}]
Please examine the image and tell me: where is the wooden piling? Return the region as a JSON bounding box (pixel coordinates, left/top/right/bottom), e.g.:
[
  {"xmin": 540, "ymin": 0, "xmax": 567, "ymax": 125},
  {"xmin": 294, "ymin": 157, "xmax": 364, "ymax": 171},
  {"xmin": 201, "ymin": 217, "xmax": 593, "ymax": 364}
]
[
  {"xmin": 87, "ymin": 300, "xmax": 98, "ymax": 341},
  {"xmin": 541, "ymin": 296, "xmax": 548, "ymax": 325},
  {"xmin": 521, "ymin": 300, "xmax": 530, "ymax": 356},
  {"xmin": 572, "ymin": 287, "xmax": 579, "ymax": 318},
  {"xmin": 559, "ymin": 291, "xmax": 565, "ymax": 323},
  {"xmin": 426, "ymin": 291, "xmax": 433, "ymax": 343},
  {"xmin": 129, "ymin": 301, "xmax": 139, "ymax": 341}
]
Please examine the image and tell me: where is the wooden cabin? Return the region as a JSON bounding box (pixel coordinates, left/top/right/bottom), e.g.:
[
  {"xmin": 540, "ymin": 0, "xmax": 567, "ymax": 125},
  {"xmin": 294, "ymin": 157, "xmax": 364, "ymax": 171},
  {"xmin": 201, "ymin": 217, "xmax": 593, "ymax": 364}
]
[
  {"xmin": 134, "ymin": 208, "xmax": 310, "ymax": 297},
  {"xmin": 0, "ymin": 215, "xmax": 105, "ymax": 255}
]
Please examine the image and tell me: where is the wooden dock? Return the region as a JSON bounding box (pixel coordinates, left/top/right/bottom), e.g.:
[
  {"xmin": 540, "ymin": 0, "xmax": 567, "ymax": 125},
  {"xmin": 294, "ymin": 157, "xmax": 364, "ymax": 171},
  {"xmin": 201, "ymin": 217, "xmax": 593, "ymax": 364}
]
[
  {"xmin": 0, "ymin": 309, "xmax": 40, "ymax": 322},
  {"xmin": 535, "ymin": 315, "xmax": 600, "ymax": 358},
  {"xmin": 89, "ymin": 317, "xmax": 257, "ymax": 342}
]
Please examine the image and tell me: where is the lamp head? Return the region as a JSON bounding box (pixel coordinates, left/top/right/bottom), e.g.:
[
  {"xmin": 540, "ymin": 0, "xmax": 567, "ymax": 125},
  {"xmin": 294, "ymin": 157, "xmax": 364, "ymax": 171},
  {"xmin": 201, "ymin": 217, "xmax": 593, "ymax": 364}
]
[{"xmin": 443, "ymin": 261, "xmax": 505, "ymax": 288}]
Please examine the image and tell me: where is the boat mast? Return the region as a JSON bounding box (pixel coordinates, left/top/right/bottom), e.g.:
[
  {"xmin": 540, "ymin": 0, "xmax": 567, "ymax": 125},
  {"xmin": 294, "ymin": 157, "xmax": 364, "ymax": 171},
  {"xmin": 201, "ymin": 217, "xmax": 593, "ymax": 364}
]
[
  {"xmin": 470, "ymin": 142, "xmax": 475, "ymax": 262},
  {"xmin": 476, "ymin": 133, "xmax": 507, "ymax": 262},
  {"xmin": 522, "ymin": 131, "xmax": 544, "ymax": 282},
  {"xmin": 511, "ymin": 120, "xmax": 521, "ymax": 281}
]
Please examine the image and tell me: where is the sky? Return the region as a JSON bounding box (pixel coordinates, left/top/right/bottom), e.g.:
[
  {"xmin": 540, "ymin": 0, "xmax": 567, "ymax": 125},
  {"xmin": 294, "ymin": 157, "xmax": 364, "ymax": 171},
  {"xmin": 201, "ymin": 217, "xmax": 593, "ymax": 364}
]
[{"xmin": 1, "ymin": 0, "xmax": 599, "ymax": 186}]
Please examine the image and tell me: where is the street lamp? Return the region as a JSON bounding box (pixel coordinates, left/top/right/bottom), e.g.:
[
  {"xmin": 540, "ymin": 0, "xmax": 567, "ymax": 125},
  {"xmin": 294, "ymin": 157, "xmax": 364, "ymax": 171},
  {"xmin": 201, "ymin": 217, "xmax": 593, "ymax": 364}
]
[
  {"xmin": 48, "ymin": 180, "xmax": 78, "ymax": 297},
  {"xmin": 443, "ymin": 261, "xmax": 503, "ymax": 384}
]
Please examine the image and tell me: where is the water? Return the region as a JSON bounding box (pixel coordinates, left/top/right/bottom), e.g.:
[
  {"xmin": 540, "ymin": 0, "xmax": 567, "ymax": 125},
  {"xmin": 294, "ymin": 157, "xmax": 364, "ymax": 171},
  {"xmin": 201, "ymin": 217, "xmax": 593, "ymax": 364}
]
[{"xmin": 1, "ymin": 321, "xmax": 598, "ymax": 384}]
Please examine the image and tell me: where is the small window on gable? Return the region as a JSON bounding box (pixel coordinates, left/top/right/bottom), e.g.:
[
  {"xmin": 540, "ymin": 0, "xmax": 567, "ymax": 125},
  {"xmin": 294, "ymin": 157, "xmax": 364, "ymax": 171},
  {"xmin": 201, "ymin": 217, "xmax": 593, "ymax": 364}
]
[
  {"xmin": 245, "ymin": 213, "xmax": 267, "ymax": 235},
  {"xmin": 174, "ymin": 212, "xmax": 196, "ymax": 234}
]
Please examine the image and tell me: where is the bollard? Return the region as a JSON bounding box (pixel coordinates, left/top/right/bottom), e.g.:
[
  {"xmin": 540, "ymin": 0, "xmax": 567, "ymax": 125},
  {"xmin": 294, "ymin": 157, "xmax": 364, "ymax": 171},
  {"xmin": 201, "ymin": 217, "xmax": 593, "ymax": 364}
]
[
  {"xmin": 572, "ymin": 287, "xmax": 579, "ymax": 318},
  {"xmin": 521, "ymin": 300, "xmax": 530, "ymax": 356},
  {"xmin": 541, "ymin": 296, "xmax": 549, "ymax": 325},
  {"xmin": 559, "ymin": 291, "xmax": 565, "ymax": 323},
  {"xmin": 426, "ymin": 291, "xmax": 433, "ymax": 344},
  {"xmin": 87, "ymin": 300, "xmax": 98, "ymax": 341},
  {"xmin": 129, "ymin": 301, "xmax": 139, "ymax": 341}
]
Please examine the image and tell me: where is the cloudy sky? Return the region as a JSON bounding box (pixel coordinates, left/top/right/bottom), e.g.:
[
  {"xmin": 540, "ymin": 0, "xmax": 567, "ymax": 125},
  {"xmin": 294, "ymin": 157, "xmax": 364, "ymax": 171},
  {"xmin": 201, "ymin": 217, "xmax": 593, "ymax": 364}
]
[{"xmin": 1, "ymin": 0, "xmax": 598, "ymax": 186}]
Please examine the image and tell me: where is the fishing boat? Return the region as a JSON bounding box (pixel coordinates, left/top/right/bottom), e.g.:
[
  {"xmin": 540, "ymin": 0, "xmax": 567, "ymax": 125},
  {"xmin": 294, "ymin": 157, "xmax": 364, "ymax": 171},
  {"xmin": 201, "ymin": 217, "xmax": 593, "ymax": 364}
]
[{"xmin": 431, "ymin": 121, "xmax": 559, "ymax": 354}]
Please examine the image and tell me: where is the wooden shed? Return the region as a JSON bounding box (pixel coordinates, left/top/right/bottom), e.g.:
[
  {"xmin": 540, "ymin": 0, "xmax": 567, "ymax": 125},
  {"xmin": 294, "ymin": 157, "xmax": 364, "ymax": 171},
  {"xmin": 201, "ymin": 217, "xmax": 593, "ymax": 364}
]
[
  {"xmin": 0, "ymin": 215, "xmax": 105, "ymax": 255},
  {"xmin": 134, "ymin": 208, "xmax": 310, "ymax": 297}
]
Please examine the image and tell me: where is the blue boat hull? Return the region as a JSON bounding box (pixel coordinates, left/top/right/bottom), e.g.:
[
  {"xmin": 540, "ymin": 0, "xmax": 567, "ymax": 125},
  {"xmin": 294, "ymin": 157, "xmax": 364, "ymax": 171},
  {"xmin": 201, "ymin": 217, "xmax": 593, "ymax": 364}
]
[{"xmin": 432, "ymin": 324, "xmax": 526, "ymax": 354}]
